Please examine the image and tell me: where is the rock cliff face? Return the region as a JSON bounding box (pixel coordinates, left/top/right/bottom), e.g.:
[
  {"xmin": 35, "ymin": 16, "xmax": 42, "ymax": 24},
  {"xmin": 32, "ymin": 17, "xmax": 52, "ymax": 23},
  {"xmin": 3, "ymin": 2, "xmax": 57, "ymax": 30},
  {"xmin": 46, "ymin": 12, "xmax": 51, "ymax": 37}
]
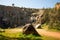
[
  {"xmin": 55, "ymin": 2, "xmax": 60, "ymax": 10},
  {"xmin": 0, "ymin": 5, "xmax": 40, "ymax": 28}
]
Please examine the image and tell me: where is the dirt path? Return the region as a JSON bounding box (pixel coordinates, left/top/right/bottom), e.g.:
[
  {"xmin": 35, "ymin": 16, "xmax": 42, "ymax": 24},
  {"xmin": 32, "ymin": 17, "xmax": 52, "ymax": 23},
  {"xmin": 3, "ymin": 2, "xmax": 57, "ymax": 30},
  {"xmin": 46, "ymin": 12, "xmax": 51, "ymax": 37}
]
[
  {"xmin": 36, "ymin": 29, "xmax": 60, "ymax": 39},
  {"xmin": 5, "ymin": 28, "xmax": 60, "ymax": 39}
]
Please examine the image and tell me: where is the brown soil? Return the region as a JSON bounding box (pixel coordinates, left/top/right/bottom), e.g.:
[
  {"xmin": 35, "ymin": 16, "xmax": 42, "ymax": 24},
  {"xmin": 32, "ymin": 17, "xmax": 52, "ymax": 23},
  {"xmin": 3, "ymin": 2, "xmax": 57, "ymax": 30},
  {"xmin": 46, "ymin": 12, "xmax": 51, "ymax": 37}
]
[{"xmin": 36, "ymin": 29, "xmax": 60, "ymax": 39}]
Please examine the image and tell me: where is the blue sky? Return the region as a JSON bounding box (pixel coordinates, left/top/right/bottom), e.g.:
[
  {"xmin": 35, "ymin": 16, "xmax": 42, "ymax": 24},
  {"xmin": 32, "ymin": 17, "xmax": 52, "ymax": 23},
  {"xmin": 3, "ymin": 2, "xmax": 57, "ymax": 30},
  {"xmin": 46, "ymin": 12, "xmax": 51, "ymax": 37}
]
[{"xmin": 0, "ymin": 0, "xmax": 60, "ymax": 8}]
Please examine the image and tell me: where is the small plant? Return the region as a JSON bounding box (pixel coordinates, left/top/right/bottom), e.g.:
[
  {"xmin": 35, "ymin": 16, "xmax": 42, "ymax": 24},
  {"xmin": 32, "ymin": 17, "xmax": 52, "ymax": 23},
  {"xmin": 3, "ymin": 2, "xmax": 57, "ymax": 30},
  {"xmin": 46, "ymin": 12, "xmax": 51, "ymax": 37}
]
[{"xmin": 19, "ymin": 34, "xmax": 42, "ymax": 40}]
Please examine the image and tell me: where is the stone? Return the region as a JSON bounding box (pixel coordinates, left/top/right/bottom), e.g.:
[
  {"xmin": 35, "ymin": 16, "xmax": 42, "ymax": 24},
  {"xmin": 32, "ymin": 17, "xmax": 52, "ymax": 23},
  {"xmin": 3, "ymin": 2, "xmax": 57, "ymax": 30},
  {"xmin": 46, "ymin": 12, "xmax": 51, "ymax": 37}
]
[{"xmin": 23, "ymin": 24, "xmax": 40, "ymax": 36}]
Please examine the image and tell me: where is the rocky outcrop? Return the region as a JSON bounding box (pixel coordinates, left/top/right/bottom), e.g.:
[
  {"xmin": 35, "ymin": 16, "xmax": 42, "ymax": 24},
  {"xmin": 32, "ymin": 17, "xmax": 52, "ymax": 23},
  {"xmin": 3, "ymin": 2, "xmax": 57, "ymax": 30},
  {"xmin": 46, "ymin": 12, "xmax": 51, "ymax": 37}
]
[
  {"xmin": 23, "ymin": 24, "xmax": 40, "ymax": 36},
  {"xmin": 0, "ymin": 5, "xmax": 40, "ymax": 28}
]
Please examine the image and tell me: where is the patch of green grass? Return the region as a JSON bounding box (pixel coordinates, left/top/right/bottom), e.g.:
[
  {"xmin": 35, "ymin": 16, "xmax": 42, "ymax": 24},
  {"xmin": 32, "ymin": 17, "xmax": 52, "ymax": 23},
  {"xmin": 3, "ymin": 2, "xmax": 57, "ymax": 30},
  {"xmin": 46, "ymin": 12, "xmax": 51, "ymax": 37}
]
[
  {"xmin": 48, "ymin": 29, "xmax": 60, "ymax": 32},
  {"xmin": 41, "ymin": 23, "xmax": 49, "ymax": 30},
  {"xmin": 42, "ymin": 23, "xmax": 60, "ymax": 32},
  {"xmin": 42, "ymin": 36, "xmax": 60, "ymax": 40},
  {"xmin": 0, "ymin": 32, "xmax": 42, "ymax": 40},
  {"xmin": 0, "ymin": 29, "xmax": 42, "ymax": 40},
  {"xmin": 19, "ymin": 34, "xmax": 42, "ymax": 40}
]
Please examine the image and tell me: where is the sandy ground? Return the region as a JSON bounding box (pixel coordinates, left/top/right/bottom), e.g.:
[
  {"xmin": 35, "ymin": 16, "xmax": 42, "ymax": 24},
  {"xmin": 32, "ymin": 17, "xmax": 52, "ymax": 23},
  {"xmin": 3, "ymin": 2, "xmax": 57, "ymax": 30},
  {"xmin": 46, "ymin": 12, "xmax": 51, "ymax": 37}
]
[{"xmin": 36, "ymin": 29, "xmax": 60, "ymax": 39}]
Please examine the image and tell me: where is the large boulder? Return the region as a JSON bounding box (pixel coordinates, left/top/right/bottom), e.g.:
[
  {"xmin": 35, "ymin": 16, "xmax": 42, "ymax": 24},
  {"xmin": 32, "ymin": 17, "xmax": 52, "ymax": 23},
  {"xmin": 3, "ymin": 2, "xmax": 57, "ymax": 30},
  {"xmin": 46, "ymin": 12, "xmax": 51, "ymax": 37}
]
[{"xmin": 23, "ymin": 24, "xmax": 40, "ymax": 36}]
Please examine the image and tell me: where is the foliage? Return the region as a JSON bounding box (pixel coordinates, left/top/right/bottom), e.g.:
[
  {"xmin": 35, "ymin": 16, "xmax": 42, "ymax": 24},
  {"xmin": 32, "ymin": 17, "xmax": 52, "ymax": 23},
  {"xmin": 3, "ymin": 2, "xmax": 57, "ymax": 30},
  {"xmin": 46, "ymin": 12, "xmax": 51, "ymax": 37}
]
[{"xmin": 42, "ymin": 8, "xmax": 60, "ymax": 30}]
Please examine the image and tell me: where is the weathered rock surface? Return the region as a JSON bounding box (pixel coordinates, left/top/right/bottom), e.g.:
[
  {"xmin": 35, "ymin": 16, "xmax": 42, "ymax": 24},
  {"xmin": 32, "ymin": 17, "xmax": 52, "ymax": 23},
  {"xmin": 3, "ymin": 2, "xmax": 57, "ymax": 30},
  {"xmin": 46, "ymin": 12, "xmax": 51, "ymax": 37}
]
[{"xmin": 23, "ymin": 24, "xmax": 40, "ymax": 36}]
